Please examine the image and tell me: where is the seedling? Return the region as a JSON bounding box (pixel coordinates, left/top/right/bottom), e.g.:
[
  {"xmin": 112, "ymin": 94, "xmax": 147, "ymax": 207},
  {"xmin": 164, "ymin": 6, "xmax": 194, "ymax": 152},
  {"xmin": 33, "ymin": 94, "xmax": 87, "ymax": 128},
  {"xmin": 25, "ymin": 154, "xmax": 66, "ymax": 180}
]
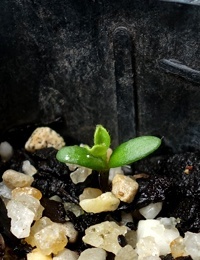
[{"xmin": 56, "ymin": 125, "xmax": 161, "ymax": 171}]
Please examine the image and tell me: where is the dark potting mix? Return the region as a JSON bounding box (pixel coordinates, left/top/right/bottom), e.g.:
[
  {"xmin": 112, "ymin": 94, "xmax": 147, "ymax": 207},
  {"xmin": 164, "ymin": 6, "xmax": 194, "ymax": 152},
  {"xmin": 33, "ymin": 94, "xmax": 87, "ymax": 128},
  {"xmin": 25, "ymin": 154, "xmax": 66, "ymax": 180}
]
[{"xmin": 0, "ymin": 125, "xmax": 199, "ymax": 259}]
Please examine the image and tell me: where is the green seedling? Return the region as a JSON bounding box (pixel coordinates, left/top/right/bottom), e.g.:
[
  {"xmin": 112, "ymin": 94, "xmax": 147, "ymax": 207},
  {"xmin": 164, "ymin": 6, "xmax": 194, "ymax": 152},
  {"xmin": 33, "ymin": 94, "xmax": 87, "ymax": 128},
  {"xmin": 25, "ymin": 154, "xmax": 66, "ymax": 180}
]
[{"xmin": 56, "ymin": 125, "xmax": 161, "ymax": 171}]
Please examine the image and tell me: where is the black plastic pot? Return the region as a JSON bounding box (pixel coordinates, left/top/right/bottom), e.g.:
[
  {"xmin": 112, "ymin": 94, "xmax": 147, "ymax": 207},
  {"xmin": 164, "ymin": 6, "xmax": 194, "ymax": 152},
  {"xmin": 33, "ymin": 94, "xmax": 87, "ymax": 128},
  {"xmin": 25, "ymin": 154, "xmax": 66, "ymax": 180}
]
[{"xmin": 0, "ymin": 0, "xmax": 199, "ymax": 153}]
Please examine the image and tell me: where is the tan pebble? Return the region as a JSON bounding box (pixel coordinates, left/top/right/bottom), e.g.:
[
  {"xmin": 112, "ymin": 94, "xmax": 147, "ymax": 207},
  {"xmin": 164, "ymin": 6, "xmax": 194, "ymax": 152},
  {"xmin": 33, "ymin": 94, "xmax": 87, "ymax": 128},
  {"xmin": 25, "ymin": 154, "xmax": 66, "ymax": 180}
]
[
  {"xmin": 82, "ymin": 221, "xmax": 127, "ymax": 255},
  {"xmin": 79, "ymin": 188, "xmax": 102, "ymax": 201},
  {"xmin": 78, "ymin": 248, "xmax": 107, "ymax": 260},
  {"xmin": 2, "ymin": 169, "xmax": 34, "ymax": 189},
  {"xmin": 170, "ymin": 236, "xmax": 186, "ymax": 258},
  {"xmin": 27, "ymin": 248, "xmax": 52, "ymax": 260},
  {"xmin": 79, "ymin": 192, "xmax": 120, "ymax": 213},
  {"xmin": 25, "ymin": 127, "xmax": 65, "ymax": 152},
  {"xmin": 12, "ymin": 187, "xmax": 42, "ymax": 200},
  {"xmin": 112, "ymin": 174, "xmax": 139, "ymax": 203},
  {"xmin": 25, "ymin": 217, "xmax": 68, "ymax": 255}
]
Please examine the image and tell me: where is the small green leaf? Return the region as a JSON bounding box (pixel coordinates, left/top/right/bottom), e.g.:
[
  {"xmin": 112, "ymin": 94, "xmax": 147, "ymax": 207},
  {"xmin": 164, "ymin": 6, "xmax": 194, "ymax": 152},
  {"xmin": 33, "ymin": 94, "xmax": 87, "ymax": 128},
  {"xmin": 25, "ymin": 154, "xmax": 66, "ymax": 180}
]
[
  {"xmin": 56, "ymin": 145, "xmax": 107, "ymax": 171},
  {"xmin": 94, "ymin": 125, "xmax": 111, "ymax": 148},
  {"xmin": 109, "ymin": 136, "xmax": 161, "ymax": 168},
  {"xmin": 87, "ymin": 144, "xmax": 108, "ymax": 158}
]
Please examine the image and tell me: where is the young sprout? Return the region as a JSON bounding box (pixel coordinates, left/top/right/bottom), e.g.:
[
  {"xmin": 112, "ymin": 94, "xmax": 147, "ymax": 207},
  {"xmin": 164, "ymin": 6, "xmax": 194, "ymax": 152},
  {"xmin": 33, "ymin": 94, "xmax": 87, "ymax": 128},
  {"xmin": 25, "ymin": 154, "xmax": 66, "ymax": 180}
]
[{"xmin": 56, "ymin": 125, "xmax": 161, "ymax": 171}]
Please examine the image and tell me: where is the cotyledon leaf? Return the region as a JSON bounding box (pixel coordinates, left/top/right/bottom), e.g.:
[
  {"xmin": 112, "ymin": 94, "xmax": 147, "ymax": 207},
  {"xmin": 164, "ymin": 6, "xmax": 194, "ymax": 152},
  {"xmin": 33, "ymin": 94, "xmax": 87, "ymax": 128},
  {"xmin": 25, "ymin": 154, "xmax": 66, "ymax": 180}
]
[
  {"xmin": 109, "ymin": 136, "xmax": 161, "ymax": 168},
  {"xmin": 56, "ymin": 145, "xmax": 107, "ymax": 171}
]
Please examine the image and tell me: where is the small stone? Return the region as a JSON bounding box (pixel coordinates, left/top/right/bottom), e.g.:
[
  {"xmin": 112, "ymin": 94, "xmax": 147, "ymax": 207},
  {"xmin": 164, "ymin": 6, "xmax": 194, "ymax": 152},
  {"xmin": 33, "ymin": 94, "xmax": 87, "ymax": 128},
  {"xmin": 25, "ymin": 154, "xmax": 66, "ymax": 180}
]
[
  {"xmin": 115, "ymin": 245, "xmax": 137, "ymax": 260},
  {"xmin": 0, "ymin": 181, "xmax": 12, "ymax": 199},
  {"xmin": 112, "ymin": 174, "xmax": 139, "ymax": 203},
  {"xmin": 82, "ymin": 221, "xmax": 128, "ymax": 255},
  {"xmin": 120, "ymin": 212, "xmax": 133, "ymax": 226},
  {"xmin": 136, "ymin": 236, "xmax": 160, "ymax": 260},
  {"xmin": 2, "ymin": 169, "xmax": 34, "ymax": 189},
  {"xmin": 70, "ymin": 166, "xmax": 92, "ymax": 184},
  {"xmin": 125, "ymin": 230, "xmax": 137, "ymax": 249},
  {"xmin": 6, "ymin": 200, "xmax": 35, "ymax": 238},
  {"xmin": 27, "ymin": 248, "xmax": 52, "ymax": 260},
  {"xmin": 79, "ymin": 192, "xmax": 120, "ymax": 213},
  {"xmin": 25, "ymin": 127, "xmax": 65, "ymax": 152},
  {"xmin": 108, "ymin": 167, "xmax": 124, "ymax": 183},
  {"xmin": 184, "ymin": 232, "xmax": 200, "ymax": 260},
  {"xmin": 63, "ymin": 222, "xmax": 78, "ymax": 243},
  {"xmin": 64, "ymin": 202, "xmax": 83, "ymax": 219},
  {"xmin": 49, "ymin": 195, "xmax": 62, "ymax": 202},
  {"xmin": 12, "ymin": 187, "xmax": 42, "ymax": 200},
  {"xmin": 53, "ymin": 249, "xmax": 79, "ymax": 260},
  {"xmin": 0, "ymin": 141, "xmax": 13, "ymax": 162},
  {"xmin": 139, "ymin": 202, "xmax": 163, "ymax": 219},
  {"xmin": 170, "ymin": 236, "xmax": 186, "ymax": 258},
  {"xmin": 11, "ymin": 193, "xmax": 44, "ymax": 220},
  {"xmin": 136, "ymin": 218, "xmax": 180, "ymax": 257},
  {"xmin": 6, "ymin": 193, "xmax": 44, "ymax": 238},
  {"xmin": 79, "ymin": 188, "xmax": 102, "ymax": 201},
  {"xmin": 25, "ymin": 217, "xmax": 68, "ymax": 255},
  {"xmin": 22, "ymin": 160, "xmax": 37, "ymax": 176},
  {"xmin": 78, "ymin": 248, "xmax": 107, "ymax": 260}
]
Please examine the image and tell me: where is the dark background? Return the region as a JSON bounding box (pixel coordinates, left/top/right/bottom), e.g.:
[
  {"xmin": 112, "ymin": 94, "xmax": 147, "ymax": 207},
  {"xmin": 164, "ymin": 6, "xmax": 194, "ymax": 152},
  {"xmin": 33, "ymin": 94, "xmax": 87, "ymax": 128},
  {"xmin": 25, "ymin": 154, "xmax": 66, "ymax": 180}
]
[{"xmin": 0, "ymin": 0, "xmax": 199, "ymax": 153}]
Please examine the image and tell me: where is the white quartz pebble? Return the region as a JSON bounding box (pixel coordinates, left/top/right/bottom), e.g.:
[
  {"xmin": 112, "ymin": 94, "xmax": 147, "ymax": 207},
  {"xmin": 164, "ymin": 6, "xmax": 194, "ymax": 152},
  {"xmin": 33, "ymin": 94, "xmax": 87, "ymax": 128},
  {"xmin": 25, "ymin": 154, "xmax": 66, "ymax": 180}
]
[
  {"xmin": 79, "ymin": 192, "xmax": 120, "ymax": 213},
  {"xmin": 78, "ymin": 248, "xmax": 107, "ymax": 260},
  {"xmin": 53, "ymin": 249, "xmax": 79, "ymax": 260},
  {"xmin": 22, "ymin": 160, "xmax": 37, "ymax": 176},
  {"xmin": 0, "ymin": 141, "xmax": 13, "ymax": 161},
  {"xmin": 64, "ymin": 202, "xmax": 83, "ymax": 218},
  {"xmin": 120, "ymin": 211, "xmax": 133, "ymax": 225},
  {"xmin": 70, "ymin": 166, "xmax": 92, "ymax": 184},
  {"xmin": 112, "ymin": 174, "xmax": 139, "ymax": 203},
  {"xmin": 63, "ymin": 222, "xmax": 78, "ymax": 243},
  {"xmin": 0, "ymin": 181, "xmax": 12, "ymax": 199},
  {"xmin": 6, "ymin": 193, "xmax": 44, "ymax": 238},
  {"xmin": 139, "ymin": 202, "xmax": 163, "ymax": 219},
  {"xmin": 13, "ymin": 193, "xmax": 44, "ymax": 220},
  {"xmin": 115, "ymin": 245, "xmax": 137, "ymax": 260},
  {"xmin": 136, "ymin": 218, "xmax": 180, "ymax": 257},
  {"xmin": 2, "ymin": 169, "xmax": 34, "ymax": 189},
  {"xmin": 136, "ymin": 236, "xmax": 160, "ymax": 259},
  {"xmin": 82, "ymin": 221, "xmax": 128, "ymax": 255},
  {"xmin": 184, "ymin": 232, "xmax": 200, "ymax": 260},
  {"xmin": 6, "ymin": 200, "xmax": 35, "ymax": 238},
  {"xmin": 108, "ymin": 167, "xmax": 124, "ymax": 183},
  {"xmin": 25, "ymin": 127, "xmax": 65, "ymax": 152}
]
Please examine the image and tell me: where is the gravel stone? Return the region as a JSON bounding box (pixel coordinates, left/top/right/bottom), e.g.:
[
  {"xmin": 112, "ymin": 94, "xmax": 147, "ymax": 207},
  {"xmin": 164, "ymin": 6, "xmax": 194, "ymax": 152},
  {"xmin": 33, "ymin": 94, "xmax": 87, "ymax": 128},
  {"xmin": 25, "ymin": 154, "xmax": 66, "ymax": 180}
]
[
  {"xmin": 78, "ymin": 248, "xmax": 107, "ymax": 260},
  {"xmin": 79, "ymin": 192, "xmax": 120, "ymax": 213},
  {"xmin": 25, "ymin": 127, "xmax": 65, "ymax": 152},
  {"xmin": 2, "ymin": 169, "xmax": 34, "ymax": 189},
  {"xmin": 112, "ymin": 174, "xmax": 139, "ymax": 203},
  {"xmin": 82, "ymin": 221, "xmax": 128, "ymax": 255}
]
